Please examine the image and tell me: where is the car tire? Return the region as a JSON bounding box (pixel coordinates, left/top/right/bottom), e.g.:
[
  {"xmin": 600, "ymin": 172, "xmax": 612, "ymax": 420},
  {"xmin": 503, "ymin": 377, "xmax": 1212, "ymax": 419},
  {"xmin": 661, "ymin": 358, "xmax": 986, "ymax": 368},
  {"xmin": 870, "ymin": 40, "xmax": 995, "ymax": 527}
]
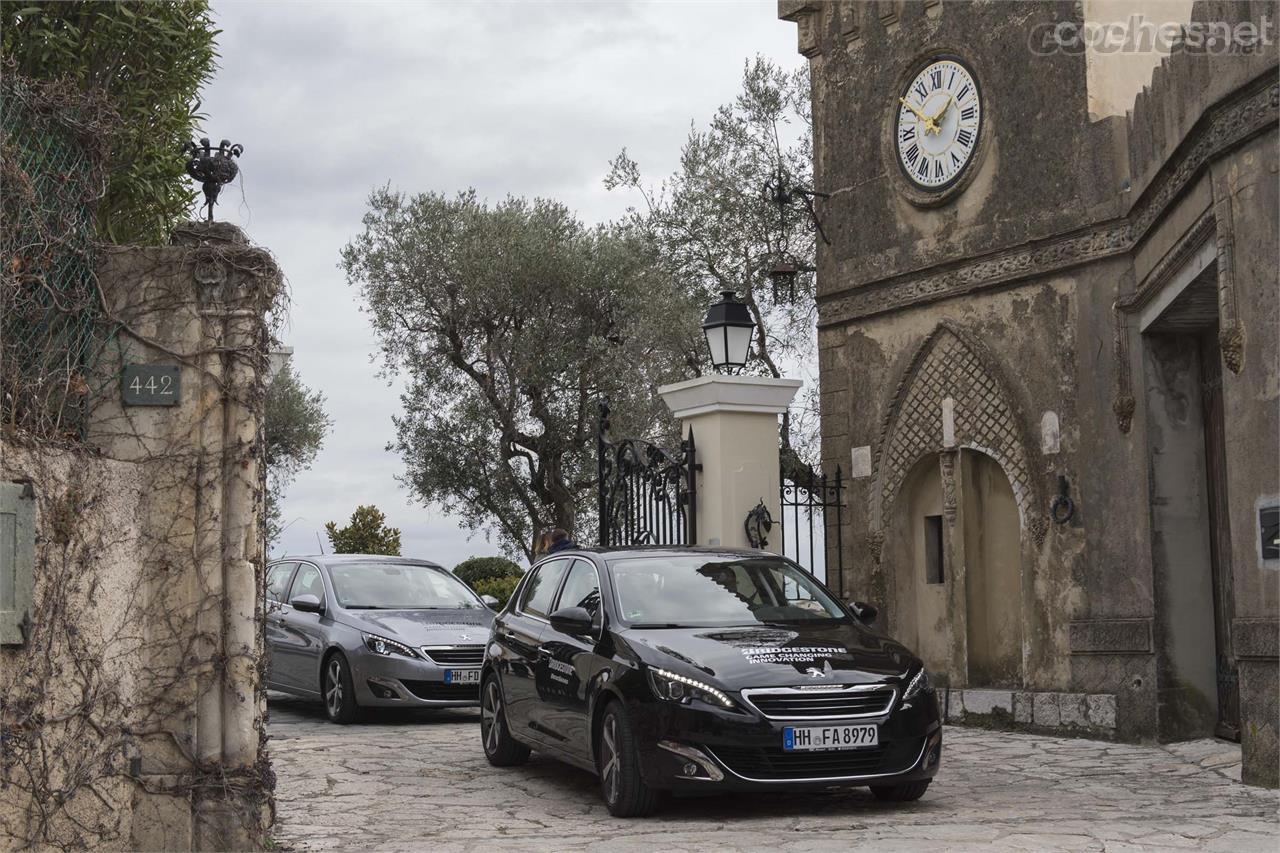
[
  {"xmin": 596, "ymin": 701, "xmax": 661, "ymax": 817},
  {"xmin": 323, "ymin": 652, "xmax": 360, "ymax": 724},
  {"xmin": 481, "ymin": 675, "xmax": 531, "ymax": 767},
  {"xmin": 870, "ymin": 779, "xmax": 931, "ymax": 802}
]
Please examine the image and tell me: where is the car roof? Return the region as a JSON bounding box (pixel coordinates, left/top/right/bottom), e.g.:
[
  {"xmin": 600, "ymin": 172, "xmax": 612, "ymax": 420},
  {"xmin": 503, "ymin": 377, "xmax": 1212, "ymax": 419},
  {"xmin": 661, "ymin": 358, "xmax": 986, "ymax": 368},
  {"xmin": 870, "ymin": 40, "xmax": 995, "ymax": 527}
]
[
  {"xmin": 551, "ymin": 545, "xmax": 778, "ymax": 562},
  {"xmin": 271, "ymin": 554, "xmax": 445, "ymax": 569}
]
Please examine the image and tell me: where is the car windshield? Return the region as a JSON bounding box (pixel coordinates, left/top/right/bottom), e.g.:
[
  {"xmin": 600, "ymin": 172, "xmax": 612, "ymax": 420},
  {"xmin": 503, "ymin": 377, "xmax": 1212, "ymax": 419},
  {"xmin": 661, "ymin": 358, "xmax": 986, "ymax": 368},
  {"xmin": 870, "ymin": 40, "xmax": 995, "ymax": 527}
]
[
  {"xmin": 328, "ymin": 563, "xmax": 481, "ymax": 610},
  {"xmin": 607, "ymin": 555, "xmax": 847, "ymax": 627}
]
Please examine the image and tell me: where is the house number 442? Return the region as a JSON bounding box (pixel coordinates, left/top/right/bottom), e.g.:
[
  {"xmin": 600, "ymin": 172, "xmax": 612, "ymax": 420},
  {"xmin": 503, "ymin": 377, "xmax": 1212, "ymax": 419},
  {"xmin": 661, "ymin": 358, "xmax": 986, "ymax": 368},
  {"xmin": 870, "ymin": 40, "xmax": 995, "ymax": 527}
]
[{"xmin": 121, "ymin": 364, "xmax": 181, "ymax": 407}]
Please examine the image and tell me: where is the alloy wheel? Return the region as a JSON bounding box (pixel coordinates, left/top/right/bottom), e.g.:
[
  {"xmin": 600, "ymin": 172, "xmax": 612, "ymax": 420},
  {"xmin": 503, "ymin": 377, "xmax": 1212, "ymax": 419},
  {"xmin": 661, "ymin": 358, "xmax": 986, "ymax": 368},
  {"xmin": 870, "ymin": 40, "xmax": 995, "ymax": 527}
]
[
  {"xmin": 600, "ymin": 713, "xmax": 620, "ymax": 804},
  {"xmin": 482, "ymin": 681, "xmax": 503, "ymax": 754},
  {"xmin": 325, "ymin": 658, "xmax": 344, "ymax": 718}
]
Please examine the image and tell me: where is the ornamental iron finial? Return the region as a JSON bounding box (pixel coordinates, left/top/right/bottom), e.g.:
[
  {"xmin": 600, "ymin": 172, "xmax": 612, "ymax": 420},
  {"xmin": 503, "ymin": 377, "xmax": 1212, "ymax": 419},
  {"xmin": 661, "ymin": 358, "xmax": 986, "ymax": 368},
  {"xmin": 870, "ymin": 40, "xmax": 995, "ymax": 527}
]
[{"xmin": 182, "ymin": 137, "xmax": 243, "ymax": 222}]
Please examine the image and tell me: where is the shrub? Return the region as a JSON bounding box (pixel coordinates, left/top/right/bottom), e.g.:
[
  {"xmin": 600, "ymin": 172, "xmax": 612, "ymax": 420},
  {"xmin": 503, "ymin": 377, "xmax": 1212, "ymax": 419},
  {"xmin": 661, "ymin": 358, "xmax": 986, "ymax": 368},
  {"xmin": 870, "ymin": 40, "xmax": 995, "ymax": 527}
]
[
  {"xmin": 472, "ymin": 576, "xmax": 521, "ymax": 608},
  {"xmin": 453, "ymin": 556, "xmax": 522, "ymax": 586}
]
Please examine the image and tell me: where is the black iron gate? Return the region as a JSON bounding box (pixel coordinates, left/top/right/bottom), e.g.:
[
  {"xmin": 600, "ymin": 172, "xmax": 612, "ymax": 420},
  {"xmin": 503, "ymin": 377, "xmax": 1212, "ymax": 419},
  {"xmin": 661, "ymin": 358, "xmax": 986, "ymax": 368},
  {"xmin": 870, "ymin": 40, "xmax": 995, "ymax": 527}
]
[
  {"xmin": 596, "ymin": 399, "xmax": 699, "ymax": 547},
  {"xmin": 778, "ymin": 467, "xmax": 846, "ymax": 597}
]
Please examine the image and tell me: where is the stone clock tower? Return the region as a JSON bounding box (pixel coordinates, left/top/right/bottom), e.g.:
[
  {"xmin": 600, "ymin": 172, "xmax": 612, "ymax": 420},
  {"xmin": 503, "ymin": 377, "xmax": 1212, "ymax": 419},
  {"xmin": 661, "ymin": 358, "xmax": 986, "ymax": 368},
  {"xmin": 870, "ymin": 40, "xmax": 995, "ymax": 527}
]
[{"xmin": 780, "ymin": 0, "xmax": 1278, "ymax": 787}]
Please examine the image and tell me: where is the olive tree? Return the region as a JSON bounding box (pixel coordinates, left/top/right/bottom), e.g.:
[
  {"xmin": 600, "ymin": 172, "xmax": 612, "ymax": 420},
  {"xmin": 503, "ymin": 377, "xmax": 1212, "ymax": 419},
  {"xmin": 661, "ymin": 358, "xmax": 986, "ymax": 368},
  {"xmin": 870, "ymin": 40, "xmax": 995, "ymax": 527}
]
[
  {"xmin": 263, "ymin": 361, "xmax": 332, "ymax": 548},
  {"xmin": 342, "ymin": 189, "xmax": 700, "ymax": 559},
  {"xmin": 606, "ymin": 57, "xmax": 819, "ymax": 475}
]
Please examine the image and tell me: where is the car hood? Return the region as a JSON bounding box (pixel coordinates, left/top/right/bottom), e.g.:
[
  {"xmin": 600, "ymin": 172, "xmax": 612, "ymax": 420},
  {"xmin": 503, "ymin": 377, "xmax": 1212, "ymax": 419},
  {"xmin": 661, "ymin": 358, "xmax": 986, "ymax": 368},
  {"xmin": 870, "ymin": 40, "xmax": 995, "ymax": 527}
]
[
  {"xmin": 618, "ymin": 621, "xmax": 918, "ymax": 689},
  {"xmin": 341, "ymin": 608, "xmax": 493, "ymax": 646}
]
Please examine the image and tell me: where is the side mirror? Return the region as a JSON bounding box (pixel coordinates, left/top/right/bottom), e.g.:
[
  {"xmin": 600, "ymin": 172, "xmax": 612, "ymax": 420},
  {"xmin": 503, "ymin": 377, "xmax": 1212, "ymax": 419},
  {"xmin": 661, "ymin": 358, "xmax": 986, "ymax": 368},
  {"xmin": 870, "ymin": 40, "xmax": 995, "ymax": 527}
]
[
  {"xmin": 480, "ymin": 594, "xmax": 500, "ymax": 608},
  {"xmin": 849, "ymin": 600, "xmax": 878, "ymax": 626},
  {"xmin": 290, "ymin": 593, "xmax": 323, "ymax": 614},
  {"xmin": 549, "ymin": 605, "xmax": 594, "ymax": 637}
]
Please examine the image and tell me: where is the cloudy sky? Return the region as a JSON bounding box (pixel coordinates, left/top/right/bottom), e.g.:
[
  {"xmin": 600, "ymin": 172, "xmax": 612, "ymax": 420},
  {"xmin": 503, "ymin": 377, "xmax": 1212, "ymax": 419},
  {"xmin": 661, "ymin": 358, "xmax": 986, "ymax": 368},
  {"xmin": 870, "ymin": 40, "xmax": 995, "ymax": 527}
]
[{"xmin": 200, "ymin": 1, "xmax": 803, "ymax": 567}]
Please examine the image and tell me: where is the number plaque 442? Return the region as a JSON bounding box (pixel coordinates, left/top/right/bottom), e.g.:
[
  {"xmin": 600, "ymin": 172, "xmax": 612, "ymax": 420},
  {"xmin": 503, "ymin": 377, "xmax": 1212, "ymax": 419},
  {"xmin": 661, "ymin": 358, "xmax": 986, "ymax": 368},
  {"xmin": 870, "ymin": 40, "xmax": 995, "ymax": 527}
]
[{"xmin": 121, "ymin": 364, "xmax": 181, "ymax": 407}]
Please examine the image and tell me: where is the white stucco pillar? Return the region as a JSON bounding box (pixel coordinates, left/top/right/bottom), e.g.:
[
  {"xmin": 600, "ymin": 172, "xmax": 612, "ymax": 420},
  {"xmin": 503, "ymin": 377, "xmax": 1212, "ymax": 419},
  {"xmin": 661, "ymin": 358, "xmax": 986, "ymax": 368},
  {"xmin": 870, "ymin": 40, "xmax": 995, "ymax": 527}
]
[{"xmin": 658, "ymin": 375, "xmax": 802, "ymax": 551}]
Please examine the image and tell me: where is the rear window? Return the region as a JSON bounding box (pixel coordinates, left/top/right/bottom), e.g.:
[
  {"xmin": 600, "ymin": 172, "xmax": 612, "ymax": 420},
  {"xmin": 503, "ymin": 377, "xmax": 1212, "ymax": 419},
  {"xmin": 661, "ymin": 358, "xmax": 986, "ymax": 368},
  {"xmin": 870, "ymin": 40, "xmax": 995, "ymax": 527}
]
[{"xmin": 520, "ymin": 559, "xmax": 569, "ymax": 618}]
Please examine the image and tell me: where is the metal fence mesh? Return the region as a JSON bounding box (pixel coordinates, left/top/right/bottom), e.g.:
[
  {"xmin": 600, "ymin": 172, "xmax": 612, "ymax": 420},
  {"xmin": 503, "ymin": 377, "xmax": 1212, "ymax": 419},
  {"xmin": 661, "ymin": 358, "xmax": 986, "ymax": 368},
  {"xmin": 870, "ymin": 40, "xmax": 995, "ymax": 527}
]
[{"xmin": 1, "ymin": 69, "xmax": 114, "ymax": 441}]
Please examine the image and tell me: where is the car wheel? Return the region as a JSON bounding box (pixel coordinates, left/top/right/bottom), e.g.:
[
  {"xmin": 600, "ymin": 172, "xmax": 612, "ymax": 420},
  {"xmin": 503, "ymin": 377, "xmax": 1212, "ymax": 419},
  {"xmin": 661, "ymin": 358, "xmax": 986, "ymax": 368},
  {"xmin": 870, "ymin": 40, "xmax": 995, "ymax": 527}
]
[
  {"xmin": 323, "ymin": 652, "xmax": 359, "ymax": 724},
  {"xmin": 596, "ymin": 701, "xmax": 661, "ymax": 817},
  {"xmin": 870, "ymin": 780, "xmax": 931, "ymax": 802},
  {"xmin": 481, "ymin": 676, "xmax": 530, "ymax": 767}
]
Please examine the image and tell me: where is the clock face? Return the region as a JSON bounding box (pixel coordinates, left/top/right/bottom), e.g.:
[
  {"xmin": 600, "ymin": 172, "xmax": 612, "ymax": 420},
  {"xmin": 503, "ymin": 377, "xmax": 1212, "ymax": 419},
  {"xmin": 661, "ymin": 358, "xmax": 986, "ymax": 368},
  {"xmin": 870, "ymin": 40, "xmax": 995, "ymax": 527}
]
[{"xmin": 895, "ymin": 58, "xmax": 982, "ymax": 192}]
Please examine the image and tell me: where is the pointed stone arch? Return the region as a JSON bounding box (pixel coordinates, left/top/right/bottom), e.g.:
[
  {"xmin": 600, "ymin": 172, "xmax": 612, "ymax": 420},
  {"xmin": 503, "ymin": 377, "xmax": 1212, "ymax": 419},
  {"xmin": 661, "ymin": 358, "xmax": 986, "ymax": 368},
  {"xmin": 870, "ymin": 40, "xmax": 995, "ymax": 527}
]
[{"xmin": 870, "ymin": 320, "xmax": 1040, "ymax": 537}]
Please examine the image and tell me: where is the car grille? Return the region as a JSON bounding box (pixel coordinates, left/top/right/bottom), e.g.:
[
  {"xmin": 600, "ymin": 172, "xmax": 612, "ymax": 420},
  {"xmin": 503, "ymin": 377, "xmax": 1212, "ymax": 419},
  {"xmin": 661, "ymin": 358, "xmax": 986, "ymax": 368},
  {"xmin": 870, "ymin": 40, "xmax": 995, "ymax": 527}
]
[
  {"xmin": 742, "ymin": 686, "xmax": 896, "ymax": 719},
  {"xmin": 401, "ymin": 680, "xmax": 480, "ymax": 701},
  {"xmin": 419, "ymin": 645, "xmax": 485, "ymax": 666},
  {"xmin": 707, "ymin": 738, "xmax": 921, "ymax": 781}
]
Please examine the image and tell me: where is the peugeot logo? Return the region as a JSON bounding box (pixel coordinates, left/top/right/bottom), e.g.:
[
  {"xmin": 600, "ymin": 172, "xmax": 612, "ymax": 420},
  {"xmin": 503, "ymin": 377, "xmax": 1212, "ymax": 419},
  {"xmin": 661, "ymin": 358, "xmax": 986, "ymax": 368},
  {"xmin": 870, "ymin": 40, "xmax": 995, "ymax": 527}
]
[
  {"xmin": 458, "ymin": 633, "xmax": 472, "ymax": 642},
  {"xmin": 804, "ymin": 667, "xmax": 826, "ymax": 678}
]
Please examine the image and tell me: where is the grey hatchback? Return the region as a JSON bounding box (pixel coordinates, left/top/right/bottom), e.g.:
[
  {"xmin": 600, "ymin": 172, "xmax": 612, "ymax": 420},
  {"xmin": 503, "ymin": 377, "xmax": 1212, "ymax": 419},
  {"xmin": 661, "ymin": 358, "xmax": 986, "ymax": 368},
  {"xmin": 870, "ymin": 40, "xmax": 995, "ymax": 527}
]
[{"xmin": 264, "ymin": 554, "xmax": 498, "ymax": 723}]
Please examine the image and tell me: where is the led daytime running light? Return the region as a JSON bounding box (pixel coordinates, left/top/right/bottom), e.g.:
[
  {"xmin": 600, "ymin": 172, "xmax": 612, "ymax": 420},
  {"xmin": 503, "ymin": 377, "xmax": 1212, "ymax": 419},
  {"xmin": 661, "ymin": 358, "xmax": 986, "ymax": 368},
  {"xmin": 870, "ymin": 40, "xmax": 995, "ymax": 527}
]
[
  {"xmin": 363, "ymin": 632, "xmax": 418, "ymax": 658},
  {"xmin": 902, "ymin": 667, "xmax": 932, "ymax": 701},
  {"xmin": 650, "ymin": 667, "xmax": 734, "ymax": 709}
]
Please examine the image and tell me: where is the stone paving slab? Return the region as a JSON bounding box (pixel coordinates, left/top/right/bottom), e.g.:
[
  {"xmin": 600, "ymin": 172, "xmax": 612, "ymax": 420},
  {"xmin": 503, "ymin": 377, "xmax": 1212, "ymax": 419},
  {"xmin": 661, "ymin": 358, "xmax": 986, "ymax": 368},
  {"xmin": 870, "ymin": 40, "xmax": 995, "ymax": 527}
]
[{"xmin": 267, "ymin": 697, "xmax": 1279, "ymax": 852}]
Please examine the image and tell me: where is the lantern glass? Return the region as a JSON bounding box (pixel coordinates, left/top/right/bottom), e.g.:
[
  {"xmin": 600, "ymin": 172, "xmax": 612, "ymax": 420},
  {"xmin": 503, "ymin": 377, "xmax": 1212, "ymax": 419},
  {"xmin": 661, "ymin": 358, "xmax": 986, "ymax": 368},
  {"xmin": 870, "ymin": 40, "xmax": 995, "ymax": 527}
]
[
  {"xmin": 724, "ymin": 323, "xmax": 753, "ymax": 368},
  {"xmin": 701, "ymin": 290, "xmax": 757, "ymax": 373}
]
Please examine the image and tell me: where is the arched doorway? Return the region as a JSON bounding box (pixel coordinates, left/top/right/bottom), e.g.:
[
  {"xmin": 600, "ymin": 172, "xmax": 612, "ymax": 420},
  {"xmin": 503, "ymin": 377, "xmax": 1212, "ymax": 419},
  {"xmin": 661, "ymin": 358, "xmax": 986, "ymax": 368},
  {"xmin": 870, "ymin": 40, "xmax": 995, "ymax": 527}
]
[
  {"xmin": 888, "ymin": 454, "xmax": 951, "ymax": 675},
  {"xmin": 962, "ymin": 450, "xmax": 1022, "ymax": 687}
]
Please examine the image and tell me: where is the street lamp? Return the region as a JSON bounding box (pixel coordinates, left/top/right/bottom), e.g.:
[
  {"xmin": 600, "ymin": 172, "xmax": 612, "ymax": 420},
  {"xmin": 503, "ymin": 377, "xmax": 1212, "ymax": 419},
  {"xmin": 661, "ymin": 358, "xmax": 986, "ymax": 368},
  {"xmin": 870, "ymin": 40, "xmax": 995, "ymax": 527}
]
[{"xmin": 702, "ymin": 290, "xmax": 756, "ymax": 373}]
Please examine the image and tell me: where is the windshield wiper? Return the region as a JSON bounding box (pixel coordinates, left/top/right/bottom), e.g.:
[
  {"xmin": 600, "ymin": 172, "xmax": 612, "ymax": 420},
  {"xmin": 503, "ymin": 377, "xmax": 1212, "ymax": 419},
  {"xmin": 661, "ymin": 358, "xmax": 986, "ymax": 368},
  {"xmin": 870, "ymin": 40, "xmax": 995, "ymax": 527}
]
[{"xmin": 629, "ymin": 622, "xmax": 686, "ymax": 629}]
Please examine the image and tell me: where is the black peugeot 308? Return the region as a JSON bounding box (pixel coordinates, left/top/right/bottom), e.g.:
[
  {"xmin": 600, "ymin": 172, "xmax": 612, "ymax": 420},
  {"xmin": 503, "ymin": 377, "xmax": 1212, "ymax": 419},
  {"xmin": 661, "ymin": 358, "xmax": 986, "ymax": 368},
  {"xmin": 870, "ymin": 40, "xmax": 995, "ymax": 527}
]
[{"xmin": 479, "ymin": 547, "xmax": 941, "ymax": 817}]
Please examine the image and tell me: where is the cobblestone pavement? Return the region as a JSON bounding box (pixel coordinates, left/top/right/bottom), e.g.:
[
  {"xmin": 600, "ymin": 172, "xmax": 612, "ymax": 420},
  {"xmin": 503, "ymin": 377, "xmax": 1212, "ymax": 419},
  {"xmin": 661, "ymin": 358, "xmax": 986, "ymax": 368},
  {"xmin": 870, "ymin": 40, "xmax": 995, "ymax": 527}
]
[{"xmin": 267, "ymin": 696, "xmax": 1278, "ymax": 852}]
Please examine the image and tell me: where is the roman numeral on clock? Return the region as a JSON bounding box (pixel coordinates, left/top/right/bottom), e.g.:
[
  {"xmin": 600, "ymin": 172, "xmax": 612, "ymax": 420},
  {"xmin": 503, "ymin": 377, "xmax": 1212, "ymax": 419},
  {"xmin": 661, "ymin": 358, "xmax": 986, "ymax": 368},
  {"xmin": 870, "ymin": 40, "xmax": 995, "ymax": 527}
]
[
  {"xmin": 917, "ymin": 156, "xmax": 929, "ymax": 178},
  {"xmin": 905, "ymin": 143, "xmax": 920, "ymax": 166},
  {"xmin": 961, "ymin": 105, "xmax": 976, "ymax": 122},
  {"xmin": 930, "ymin": 69, "xmax": 942, "ymax": 90},
  {"xmin": 913, "ymin": 80, "xmax": 928, "ymax": 100},
  {"xmin": 934, "ymin": 160, "xmax": 944, "ymax": 179},
  {"xmin": 900, "ymin": 125, "xmax": 916, "ymax": 143},
  {"xmin": 957, "ymin": 84, "xmax": 971, "ymax": 102},
  {"xmin": 957, "ymin": 128, "xmax": 974, "ymax": 148}
]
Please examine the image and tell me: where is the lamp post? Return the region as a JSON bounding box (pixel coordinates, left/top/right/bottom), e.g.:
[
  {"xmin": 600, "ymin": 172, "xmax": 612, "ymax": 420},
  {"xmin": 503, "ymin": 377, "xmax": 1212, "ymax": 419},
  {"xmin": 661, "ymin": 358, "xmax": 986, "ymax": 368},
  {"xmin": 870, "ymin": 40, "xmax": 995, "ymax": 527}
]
[{"xmin": 702, "ymin": 290, "xmax": 756, "ymax": 373}]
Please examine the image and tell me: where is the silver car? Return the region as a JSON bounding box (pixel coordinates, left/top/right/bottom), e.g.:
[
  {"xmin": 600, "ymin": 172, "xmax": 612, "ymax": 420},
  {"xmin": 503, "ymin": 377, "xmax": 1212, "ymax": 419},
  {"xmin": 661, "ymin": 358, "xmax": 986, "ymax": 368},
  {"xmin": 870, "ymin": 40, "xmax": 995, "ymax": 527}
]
[{"xmin": 264, "ymin": 554, "xmax": 498, "ymax": 723}]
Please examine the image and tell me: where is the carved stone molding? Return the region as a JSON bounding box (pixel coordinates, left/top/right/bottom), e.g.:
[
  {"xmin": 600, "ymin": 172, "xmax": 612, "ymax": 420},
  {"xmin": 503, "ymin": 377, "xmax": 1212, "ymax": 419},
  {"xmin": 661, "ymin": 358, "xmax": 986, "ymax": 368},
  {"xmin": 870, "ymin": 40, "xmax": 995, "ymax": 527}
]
[
  {"xmin": 939, "ymin": 450, "xmax": 958, "ymax": 524},
  {"xmin": 1119, "ymin": 210, "xmax": 1216, "ymax": 312},
  {"xmin": 817, "ymin": 76, "xmax": 1278, "ymax": 329}
]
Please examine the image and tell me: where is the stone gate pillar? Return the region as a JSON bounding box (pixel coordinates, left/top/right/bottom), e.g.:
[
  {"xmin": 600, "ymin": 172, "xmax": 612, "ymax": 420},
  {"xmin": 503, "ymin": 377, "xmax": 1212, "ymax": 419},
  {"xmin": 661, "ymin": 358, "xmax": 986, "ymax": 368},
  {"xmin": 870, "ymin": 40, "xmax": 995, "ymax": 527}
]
[
  {"xmin": 658, "ymin": 375, "xmax": 801, "ymax": 551},
  {"xmin": 87, "ymin": 221, "xmax": 279, "ymax": 850}
]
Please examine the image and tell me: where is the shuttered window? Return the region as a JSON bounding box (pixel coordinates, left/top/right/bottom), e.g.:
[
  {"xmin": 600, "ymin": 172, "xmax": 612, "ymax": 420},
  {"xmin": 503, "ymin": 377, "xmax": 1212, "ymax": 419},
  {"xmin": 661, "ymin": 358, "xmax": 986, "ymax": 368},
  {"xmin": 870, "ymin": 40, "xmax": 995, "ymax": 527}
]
[{"xmin": 0, "ymin": 481, "xmax": 36, "ymax": 646}]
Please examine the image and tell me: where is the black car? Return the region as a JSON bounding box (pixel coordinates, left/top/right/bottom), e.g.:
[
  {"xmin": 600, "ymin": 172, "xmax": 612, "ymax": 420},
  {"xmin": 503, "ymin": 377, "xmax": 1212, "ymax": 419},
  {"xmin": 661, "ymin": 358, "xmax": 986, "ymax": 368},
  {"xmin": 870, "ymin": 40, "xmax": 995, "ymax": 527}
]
[{"xmin": 479, "ymin": 547, "xmax": 941, "ymax": 816}]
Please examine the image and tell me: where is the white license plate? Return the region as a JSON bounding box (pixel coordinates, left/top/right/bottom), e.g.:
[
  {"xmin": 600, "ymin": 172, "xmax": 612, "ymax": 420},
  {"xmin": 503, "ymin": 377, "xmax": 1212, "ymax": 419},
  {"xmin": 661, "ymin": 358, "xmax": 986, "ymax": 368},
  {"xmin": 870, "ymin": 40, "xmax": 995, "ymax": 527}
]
[
  {"xmin": 443, "ymin": 669, "xmax": 480, "ymax": 685},
  {"xmin": 783, "ymin": 724, "xmax": 879, "ymax": 751}
]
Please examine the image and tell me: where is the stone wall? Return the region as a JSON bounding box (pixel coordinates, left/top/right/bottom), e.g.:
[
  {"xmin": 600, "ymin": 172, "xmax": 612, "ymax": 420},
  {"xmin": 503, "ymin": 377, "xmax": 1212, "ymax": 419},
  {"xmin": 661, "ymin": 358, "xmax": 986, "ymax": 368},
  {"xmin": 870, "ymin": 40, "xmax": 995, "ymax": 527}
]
[{"xmin": 0, "ymin": 222, "xmax": 280, "ymax": 849}]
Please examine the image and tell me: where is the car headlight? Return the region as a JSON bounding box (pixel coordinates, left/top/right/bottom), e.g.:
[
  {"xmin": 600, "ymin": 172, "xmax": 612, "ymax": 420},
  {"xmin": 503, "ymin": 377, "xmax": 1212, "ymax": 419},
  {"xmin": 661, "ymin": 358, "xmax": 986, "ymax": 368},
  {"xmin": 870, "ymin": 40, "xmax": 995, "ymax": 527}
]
[
  {"xmin": 363, "ymin": 633, "xmax": 419, "ymax": 658},
  {"xmin": 902, "ymin": 667, "xmax": 933, "ymax": 702},
  {"xmin": 647, "ymin": 667, "xmax": 735, "ymax": 710}
]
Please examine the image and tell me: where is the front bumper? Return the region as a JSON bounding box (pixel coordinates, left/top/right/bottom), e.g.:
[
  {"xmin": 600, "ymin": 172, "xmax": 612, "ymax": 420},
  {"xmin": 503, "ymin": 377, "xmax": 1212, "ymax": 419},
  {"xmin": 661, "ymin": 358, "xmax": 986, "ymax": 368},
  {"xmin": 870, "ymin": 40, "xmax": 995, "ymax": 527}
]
[
  {"xmin": 629, "ymin": 690, "xmax": 942, "ymax": 792},
  {"xmin": 348, "ymin": 647, "xmax": 480, "ymax": 708}
]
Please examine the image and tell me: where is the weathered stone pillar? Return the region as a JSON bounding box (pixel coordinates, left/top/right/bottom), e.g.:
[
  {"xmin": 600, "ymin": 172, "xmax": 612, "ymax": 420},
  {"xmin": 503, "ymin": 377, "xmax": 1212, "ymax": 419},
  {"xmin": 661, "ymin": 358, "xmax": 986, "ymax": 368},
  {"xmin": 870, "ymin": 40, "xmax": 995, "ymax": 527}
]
[
  {"xmin": 658, "ymin": 375, "xmax": 801, "ymax": 551},
  {"xmin": 88, "ymin": 221, "xmax": 279, "ymax": 850}
]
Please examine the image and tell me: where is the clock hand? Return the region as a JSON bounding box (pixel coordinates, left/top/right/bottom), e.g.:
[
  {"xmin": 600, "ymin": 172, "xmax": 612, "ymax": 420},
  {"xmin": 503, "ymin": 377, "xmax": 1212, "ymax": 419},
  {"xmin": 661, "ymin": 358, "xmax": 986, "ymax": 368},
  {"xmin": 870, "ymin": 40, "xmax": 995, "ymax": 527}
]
[
  {"xmin": 899, "ymin": 96, "xmax": 939, "ymax": 135},
  {"xmin": 930, "ymin": 94, "xmax": 953, "ymax": 125}
]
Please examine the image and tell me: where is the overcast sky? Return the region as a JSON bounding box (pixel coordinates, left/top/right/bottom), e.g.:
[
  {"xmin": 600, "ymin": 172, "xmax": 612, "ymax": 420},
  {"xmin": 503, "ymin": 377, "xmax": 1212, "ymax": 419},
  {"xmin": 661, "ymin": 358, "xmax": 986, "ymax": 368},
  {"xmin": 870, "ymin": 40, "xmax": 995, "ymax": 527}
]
[{"xmin": 200, "ymin": 1, "xmax": 803, "ymax": 567}]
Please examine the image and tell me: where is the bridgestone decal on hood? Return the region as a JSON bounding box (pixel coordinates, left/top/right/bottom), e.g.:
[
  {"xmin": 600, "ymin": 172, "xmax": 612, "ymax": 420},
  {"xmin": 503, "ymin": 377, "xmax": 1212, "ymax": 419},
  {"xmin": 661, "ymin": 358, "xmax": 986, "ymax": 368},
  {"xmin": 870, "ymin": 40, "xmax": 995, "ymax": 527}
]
[{"xmin": 740, "ymin": 646, "xmax": 846, "ymax": 664}]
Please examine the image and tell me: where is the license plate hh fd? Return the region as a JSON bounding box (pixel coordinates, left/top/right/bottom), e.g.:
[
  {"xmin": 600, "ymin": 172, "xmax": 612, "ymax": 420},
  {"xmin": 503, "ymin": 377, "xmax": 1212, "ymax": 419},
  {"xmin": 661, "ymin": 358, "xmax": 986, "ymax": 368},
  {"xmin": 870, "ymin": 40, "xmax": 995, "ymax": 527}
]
[
  {"xmin": 783, "ymin": 724, "xmax": 879, "ymax": 751},
  {"xmin": 443, "ymin": 669, "xmax": 481, "ymax": 685}
]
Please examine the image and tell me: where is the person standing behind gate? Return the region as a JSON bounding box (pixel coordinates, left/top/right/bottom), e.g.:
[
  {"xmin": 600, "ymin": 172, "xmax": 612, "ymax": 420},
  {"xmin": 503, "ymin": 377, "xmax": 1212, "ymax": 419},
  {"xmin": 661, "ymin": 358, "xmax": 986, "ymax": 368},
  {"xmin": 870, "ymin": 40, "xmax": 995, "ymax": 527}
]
[{"xmin": 546, "ymin": 528, "xmax": 576, "ymax": 554}]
